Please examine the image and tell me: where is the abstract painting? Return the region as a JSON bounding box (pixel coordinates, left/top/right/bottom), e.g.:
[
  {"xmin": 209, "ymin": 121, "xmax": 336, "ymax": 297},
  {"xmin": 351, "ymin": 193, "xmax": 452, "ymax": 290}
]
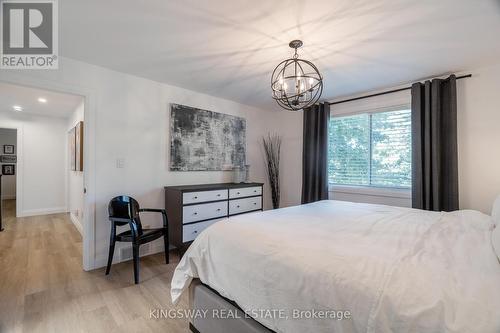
[{"xmin": 170, "ymin": 104, "xmax": 246, "ymax": 171}]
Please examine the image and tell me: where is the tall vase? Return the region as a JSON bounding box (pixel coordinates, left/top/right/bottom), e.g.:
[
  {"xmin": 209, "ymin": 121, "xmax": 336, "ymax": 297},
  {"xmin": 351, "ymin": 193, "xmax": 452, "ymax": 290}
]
[
  {"xmin": 233, "ymin": 166, "xmax": 240, "ymax": 183},
  {"xmin": 233, "ymin": 166, "xmax": 246, "ymax": 183},
  {"xmin": 244, "ymin": 165, "xmax": 251, "ymax": 183}
]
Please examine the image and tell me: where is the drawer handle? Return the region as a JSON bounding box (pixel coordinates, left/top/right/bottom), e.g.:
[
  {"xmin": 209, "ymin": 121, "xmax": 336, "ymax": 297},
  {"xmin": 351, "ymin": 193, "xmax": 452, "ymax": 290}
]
[
  {"xmin": 193, "ymin": 230, "xmax": 198, "ymax": 234},
  {"xmin": 194, "ymin": 196, "xmax": 198, "ymax": 199},
  {"xmin": 237, "ymin": 205, "xmax": 240, "ymax": 208},
  {"xmin": 254, "ymin": 190, "xmax": 257, "ymax": 193},
  {"xmin": 237, "ymin": 192, "xmax": 240, "ymax": 195},
  {"xmin": 193, "ymin": 212, "xmax": 198, "ymax": 215},
  {"xmin": 254, "ymin": 203, "xmax": 257, "ymax": 205},
  {"xmin": 217, "ymin": 208, "xmax": 221, "ymax": 211},
  {"xmin": 217, "ymin": 194, "xmax": 221, "ymax": 197}
]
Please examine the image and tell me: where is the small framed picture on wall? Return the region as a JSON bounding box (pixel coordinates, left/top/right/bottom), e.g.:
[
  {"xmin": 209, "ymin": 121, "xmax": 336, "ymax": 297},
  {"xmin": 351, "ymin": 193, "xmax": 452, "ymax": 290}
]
[
  {"xmin": 0, "ymin": 155, "xmax": 16, "ymax": 163},
  {"xmin": 3, "ymin": 145, "xmax": 14, "ymax": 154},
  {"xmin": 2, "ymin": 164, "xmax": 15, "ymax": 175}
]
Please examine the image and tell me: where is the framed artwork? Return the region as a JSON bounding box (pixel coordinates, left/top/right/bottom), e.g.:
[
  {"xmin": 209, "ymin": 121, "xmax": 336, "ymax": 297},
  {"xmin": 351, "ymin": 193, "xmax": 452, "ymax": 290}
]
[
  {"xmin": 170, "ymin": 104, "xmax": 246, "ymax": 171},
  {"xmin": 75, "ymin": 121, "xmax": 84, "ymax": 171},
  {"xmin": 3, "ymin": 145, "xmax": 14, "ymax": 154},
  {"xmin": 0, "ymin": 155, "xmax": 17, "ymax": 163},
  {"xmin": 2, "ymin": 164, "xmax": 15, "ymax": 175},
  {"xmin": 69, "ymin": 127, "xmax": 76, "ymax": 171}
]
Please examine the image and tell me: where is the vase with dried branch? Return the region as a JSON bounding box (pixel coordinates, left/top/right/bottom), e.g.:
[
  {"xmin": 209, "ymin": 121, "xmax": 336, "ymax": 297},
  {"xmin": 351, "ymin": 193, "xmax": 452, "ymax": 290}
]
[{"xmin": 263, "ymin": 133, "xmax": 281, "ymax": 209}]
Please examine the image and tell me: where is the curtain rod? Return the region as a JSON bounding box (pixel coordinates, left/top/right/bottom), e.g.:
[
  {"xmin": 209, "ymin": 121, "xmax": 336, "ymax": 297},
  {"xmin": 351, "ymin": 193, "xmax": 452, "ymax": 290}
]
[{"xmin": 329, "ymin": 74, "xmax": 472, "ymax": 106}]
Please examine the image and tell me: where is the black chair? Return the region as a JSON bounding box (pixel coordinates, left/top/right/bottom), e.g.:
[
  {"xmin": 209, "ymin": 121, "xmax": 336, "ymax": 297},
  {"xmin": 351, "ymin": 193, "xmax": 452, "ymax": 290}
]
[{"xmin": 105, "ymin": 195, "xmax": 169, "ymax": 284}]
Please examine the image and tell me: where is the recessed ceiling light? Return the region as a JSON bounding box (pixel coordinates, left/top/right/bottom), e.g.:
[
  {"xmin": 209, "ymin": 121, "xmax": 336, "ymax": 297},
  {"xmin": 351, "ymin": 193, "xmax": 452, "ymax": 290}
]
[
  {"xmin": 38, "ymin": 97, "xmax": 47, "ymax": 103},
  {"xmin": 13, "ymin": 105, "xmax": 23, "ymax": 111}
]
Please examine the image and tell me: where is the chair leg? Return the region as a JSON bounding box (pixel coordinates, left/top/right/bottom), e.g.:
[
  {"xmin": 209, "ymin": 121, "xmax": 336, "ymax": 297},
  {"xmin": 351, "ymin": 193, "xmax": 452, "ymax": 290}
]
[
  {"xmin": 105, "ymin": 225, "xmax": 116, "ymax": 275},
  {"xmin": 163, "ymin": 231, "xmax": 169, "ymax": 265},
  {"xmin": 133, "ymin": 243, "xmax": 140, "ymax": 284}
]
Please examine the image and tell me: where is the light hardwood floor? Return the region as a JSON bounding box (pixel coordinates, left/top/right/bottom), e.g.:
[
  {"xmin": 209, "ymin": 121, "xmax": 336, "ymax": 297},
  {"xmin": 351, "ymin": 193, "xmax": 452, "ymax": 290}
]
[{"xmin": 0, "ymin": 200, "xmax": 190, "ymax": 333}]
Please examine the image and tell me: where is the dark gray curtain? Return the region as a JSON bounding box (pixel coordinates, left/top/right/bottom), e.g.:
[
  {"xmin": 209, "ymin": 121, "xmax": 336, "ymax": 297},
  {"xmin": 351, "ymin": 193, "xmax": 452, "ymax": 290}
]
[
  {"xmin": 411, "ymin": 75, "xmax": 458, "ymax": 211},
  {"xmin": 301, "ymin": 102, "xmax": 330, "ymax": 204}
]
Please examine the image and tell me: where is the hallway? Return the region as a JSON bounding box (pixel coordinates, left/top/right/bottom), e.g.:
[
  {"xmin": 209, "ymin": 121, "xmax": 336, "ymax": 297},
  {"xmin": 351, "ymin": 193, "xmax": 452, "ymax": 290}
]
[{"xmin": 0, "ymin": 200, "xmax": 188, "ymax": 332}]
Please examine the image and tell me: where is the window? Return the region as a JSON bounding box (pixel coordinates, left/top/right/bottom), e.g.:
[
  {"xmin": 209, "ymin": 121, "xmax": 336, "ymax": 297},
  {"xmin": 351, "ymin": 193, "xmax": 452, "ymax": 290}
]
[{"xmin": 328, "ymin": 108, "xmax": 411, "ymax": 188}]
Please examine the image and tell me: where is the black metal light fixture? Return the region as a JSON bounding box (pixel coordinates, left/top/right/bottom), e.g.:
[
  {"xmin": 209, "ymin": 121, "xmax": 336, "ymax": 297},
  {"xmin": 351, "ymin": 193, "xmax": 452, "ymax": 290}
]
[{"xmin": 271, "ymin": 40, "xmax": 323, "ymax": 111}]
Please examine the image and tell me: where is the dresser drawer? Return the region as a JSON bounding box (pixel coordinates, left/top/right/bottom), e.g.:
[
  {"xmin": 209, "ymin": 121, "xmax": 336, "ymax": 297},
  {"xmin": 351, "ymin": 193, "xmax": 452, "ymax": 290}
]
[
  {"xmin": 229, "ymin": 186, "xmax": 262, "ymax": 199},
  {"xmin": 183, "ymin": 201, "xmax": 227, "ymax": 224},
  {"xmin": 183, "ymin": 189, "xmax": 228, "ymax": 204},
  {"xmin": 229, "ymin": 196, "xmax": 262, "ymax": 215},
  {"xmin": 182, "ymin": 219, "xmax": 220, "ymax": 243}
]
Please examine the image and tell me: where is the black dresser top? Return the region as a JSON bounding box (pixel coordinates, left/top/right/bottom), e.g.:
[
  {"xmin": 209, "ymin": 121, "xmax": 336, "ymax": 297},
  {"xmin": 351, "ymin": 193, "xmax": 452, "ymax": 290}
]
[{"xmin": 165, "ymin": 182, "xmax": 264, "ymax": 192}]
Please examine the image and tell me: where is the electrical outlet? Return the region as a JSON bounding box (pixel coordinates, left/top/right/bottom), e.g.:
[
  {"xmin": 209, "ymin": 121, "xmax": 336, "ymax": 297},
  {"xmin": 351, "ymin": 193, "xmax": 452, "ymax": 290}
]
[
  {"xmin": 120, "ymin": 247, "xmax": 132, "ymax": 260},
  {"xmin": 116, "ymin": 158, "xmax": 125, "ymax": 168},
  {"xmin": 120, "ymin": 243, "xmax": 151, "ymax": 260}
]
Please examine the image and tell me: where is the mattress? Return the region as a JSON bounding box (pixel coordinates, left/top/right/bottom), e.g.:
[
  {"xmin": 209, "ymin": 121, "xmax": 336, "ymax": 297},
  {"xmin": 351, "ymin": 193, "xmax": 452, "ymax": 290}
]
[{"xmin": 172, "ymin": 200, "xmax": 500, "ymax": 333}]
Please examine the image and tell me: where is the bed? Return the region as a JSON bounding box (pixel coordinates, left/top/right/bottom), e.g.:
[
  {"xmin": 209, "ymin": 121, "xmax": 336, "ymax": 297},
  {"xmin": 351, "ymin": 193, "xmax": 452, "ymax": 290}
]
[{"xmin": 171, "ymin": 200, "xmax": 500, "ymax": 333}]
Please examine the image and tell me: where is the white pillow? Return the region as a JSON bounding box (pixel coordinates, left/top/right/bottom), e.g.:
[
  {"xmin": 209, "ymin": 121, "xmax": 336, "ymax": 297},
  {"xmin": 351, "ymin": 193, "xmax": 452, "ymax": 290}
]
[
  {"xmin": 491, "ymin": 195, "xmax": 500, "ymax": 226},
  {"xmin": 492, "ymin": 225, "xmax": 500, "ymax": 262}
]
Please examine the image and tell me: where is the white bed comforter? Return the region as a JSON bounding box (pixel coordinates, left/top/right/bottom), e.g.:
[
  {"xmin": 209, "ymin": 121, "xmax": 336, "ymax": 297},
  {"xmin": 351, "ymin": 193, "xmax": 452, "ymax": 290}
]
[{"xmin": 171, "ymin": 200, "xmax": 500, "ymax": 333}]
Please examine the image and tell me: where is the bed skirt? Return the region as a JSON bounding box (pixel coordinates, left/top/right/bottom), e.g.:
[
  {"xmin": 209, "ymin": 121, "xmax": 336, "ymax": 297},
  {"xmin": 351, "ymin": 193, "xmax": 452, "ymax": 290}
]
[{"xmin": 189, "ymin": 279, "xmax": 273, "ymax": 333}]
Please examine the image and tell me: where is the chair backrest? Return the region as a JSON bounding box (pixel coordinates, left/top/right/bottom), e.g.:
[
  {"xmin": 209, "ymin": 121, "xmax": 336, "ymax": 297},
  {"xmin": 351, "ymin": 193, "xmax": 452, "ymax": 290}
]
[{"xmin": 108, "ymin": 196, "xmax": 143, "ymax": 235}]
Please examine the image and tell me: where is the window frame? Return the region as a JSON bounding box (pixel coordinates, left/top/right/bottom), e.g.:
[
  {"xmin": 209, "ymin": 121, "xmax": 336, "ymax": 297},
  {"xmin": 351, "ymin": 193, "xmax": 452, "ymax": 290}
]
[{"xmin": 328, "ymin": 104, "xmax": 412, "ymax": 197}]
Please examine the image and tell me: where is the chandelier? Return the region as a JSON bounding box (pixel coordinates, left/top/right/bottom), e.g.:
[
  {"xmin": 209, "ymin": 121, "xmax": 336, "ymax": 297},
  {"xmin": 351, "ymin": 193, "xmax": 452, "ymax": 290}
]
[{"xmin": 271, "ymin": 40, "xmax": 323, "ymax": 111}]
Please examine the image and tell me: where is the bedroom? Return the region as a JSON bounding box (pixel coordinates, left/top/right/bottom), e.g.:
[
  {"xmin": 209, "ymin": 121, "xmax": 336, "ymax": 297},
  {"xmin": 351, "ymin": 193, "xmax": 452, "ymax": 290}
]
[{"xmin": 0, "ymin": 0, "xmax": 499, "ymax": 332}]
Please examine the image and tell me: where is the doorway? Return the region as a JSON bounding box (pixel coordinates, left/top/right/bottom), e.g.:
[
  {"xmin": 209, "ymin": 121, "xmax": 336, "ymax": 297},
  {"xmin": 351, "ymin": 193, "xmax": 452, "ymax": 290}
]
[
  {"xmin": 0, "ymin": 128, "xmax": 17, "ymax": 225},
  {"xmin": 0, "ymin": 75, "xmax": 95, "ymax": 271},
  {"xmin": 0, "ymin": 82, "xmax": 85, "ymax": 267}
]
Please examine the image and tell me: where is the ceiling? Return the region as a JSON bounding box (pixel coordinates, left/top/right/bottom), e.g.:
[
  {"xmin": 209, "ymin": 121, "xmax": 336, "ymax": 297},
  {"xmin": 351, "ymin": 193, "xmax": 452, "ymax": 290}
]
[
  {"xmin": 0, "ymin": 82, "xmax": 83, "ymax": 118},
  {"xmin": 60, "ymin": 0, "xmax": 500, "ymax": 110}
]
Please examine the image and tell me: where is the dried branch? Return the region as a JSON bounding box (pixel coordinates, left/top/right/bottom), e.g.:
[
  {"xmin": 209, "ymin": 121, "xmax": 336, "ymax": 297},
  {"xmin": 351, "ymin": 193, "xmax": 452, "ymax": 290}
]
[{"xmin": 263, "ymin": 133, "xmax": 281, "ymax": 209}]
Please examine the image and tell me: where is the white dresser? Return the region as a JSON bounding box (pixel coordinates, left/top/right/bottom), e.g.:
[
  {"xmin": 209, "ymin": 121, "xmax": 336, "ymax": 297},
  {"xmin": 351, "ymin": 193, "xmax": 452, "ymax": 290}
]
[{"xmin": 165, "ymin": 183, "xmax": 264, "ymax": 248}]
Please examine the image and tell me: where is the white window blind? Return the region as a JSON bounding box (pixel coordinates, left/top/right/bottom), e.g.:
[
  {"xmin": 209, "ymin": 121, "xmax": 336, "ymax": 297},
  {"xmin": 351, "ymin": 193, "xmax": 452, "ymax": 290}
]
[{"xmin": 328, "ymin": 109, "xmax": 411, "ymax": 188}]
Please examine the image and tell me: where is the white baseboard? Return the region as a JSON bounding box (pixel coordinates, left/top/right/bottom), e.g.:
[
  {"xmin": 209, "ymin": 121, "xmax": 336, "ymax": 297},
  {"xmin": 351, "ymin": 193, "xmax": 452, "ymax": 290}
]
[
  {"xmin": 93, "ymin": 240, "xmax": 171, "ymax": 270},
  {"xmin": 1, "ymin": 195, "xmax": 16, "ymax": 200},
  {"xmin": 19, "ymin": 206, "xmax": 68, "ymax": 217},
  {"xmin": 70, "ymin": 212, "xmax": 83, "ymax": 235}
]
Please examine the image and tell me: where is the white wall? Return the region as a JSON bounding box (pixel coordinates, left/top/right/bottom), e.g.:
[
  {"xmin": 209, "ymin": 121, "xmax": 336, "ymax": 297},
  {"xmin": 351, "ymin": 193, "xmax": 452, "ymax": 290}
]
[
  {"xmin": 0, "ymin": 57, "xmax": 303, "ymax": 269},
  {"xmin": 457, "ymin": 63, "xmax": 500, "ymax": 214},
  {"xmin": 67, "ymin": 101, "xmax": 85, "ymax": 234},
  {"xmin": 0, "ymin": 112, "xmax": 68, "ymax": 216},
  {"xmin": 0, "ymin": 128, "xmax": 17, "ymax": 199},
  {"xmin": 331, "ymin": 186, "xmax": 411, "ymax": 208}
]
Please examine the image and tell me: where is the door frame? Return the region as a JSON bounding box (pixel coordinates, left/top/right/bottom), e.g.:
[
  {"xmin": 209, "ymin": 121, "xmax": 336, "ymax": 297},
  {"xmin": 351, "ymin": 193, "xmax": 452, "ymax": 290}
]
[
  {"xmin": 0, "ymin": 125, "xmax": 22, "ymax": 215},
  {"xmin": 0, "ymin": 76, "xmax": 97, "ymax": 271}
]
